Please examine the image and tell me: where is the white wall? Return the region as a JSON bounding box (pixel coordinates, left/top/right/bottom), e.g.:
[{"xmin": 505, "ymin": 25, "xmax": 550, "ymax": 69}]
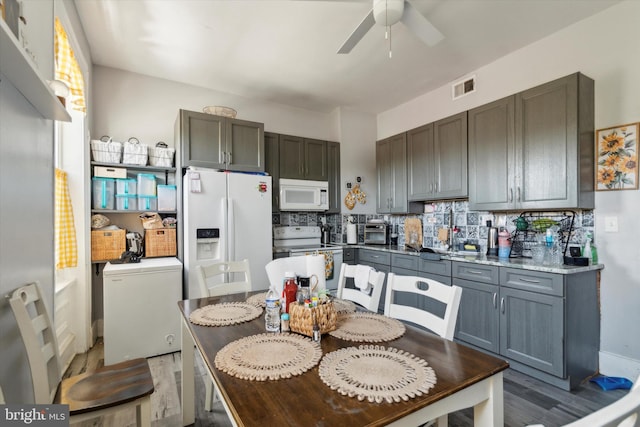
[
  {"xmin": 92, "ymin": 66, "xmax": 339, "ymax": 147},
  {"xmin": 378, "ymin": 0, "xmax": 640, "ymax": 379},
  {"xmin": 333, "ymin": 107, "xmax": 378, "ymax": 215}
]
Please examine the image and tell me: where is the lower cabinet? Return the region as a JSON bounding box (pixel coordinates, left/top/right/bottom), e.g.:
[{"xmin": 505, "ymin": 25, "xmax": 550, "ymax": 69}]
[{"xmin": 454, "ymin": 261, "xmax": 599, "ymax": 390}]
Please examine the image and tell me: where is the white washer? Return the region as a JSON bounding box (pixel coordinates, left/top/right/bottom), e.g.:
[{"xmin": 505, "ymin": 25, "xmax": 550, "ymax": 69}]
[{"xmin": 103, "ymin": 257, "xmax": 182, "ymax": 365}]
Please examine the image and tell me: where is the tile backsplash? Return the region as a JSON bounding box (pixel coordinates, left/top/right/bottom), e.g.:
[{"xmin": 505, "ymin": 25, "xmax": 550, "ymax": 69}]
[{"xmin": 273, "ymin": 200, "xmax": 595, "ymax": 254}]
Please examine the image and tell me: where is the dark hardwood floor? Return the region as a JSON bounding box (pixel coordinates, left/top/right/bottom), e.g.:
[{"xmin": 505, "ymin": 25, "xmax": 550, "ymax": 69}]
[{"xmin": 65, "ymin": 339, "xmax": 627, "ymax": 426}]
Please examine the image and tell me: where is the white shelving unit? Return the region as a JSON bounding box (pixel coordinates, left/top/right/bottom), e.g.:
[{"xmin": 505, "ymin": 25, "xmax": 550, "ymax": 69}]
[{"xmin": 0, "ymin": 18, "xmax": 70, "ymax": 122}]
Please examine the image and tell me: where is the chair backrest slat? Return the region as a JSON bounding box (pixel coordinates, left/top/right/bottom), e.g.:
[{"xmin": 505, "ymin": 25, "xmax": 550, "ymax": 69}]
[
  {"xmin": 9, "ymin": 282, "xmax": 62, "ymax": 404},
  {"xmin": 384, "ymin": 273, "xmax": 462, "ymax": 340},
  {"xmin": 197, "ymin": 259, "xmax": 252, "ymax": 298}
]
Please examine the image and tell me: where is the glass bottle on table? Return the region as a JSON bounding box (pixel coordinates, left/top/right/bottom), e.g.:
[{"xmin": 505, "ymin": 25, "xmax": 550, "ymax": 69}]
[{"xmin": 282, "ymin": 272, "xmax": 298, "ymax": 314}]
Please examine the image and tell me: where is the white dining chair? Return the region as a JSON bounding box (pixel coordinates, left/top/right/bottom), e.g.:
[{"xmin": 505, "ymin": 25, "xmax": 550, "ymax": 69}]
[
  {"xmin": 336, "ymin": 263, "xmax": 385, "ymax": 312},
  {"xmin": 265, "ymin": 255, "xmax": 326, "ymax": 296},
  {"xmin": 8, "ymin": 282, "xmax": 154, "ymax": 425},
  {"xmin": 384, "ymin": 273, "xmax": 462, "ymax": 340},
  {"xmin": 196, "ymin": 259, "xmax": 252, "ymax": 298},
  {"xmin": 196, "ymin": 259, "xmax": 252, "ymax": 411},
  {"xmin": 385, "ymin": 273, "xmax": 462, "ymax": 427},
  {"xmin": 528, "ymin": 375, "xmax": 640, "ymax": 427}
]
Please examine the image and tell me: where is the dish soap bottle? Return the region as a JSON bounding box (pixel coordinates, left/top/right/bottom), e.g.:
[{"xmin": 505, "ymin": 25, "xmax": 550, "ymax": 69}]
[
  {"xmin": 583, "ymin": 233, "xmax": 593, "ymax": 265},
  {"xmin": 584, "ymin": 232, "xmax": 598, "ymax": 264}
]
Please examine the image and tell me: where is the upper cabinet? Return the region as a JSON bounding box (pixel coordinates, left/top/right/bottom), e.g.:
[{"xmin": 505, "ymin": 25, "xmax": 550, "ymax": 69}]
[
  {"xmin": 376, "ymin": 133, "xmax": 422, "ymax": 214},
  {"xmin": 264, "ymin": 132, "xmax": 280, "ymax": 212},
  {"xmin": 265, "ymin": 132, "xmax": 340, "ymax": 212},
  {"xmin": 469, "ymin": 73, "xmax": 594, "ymax": 211},
  {"xmin": 178, "ymin": 109, "xmax": 265, "ymax": 172},
  {"xmin": 326, "ymin": 141, "xmax": 341, "ymax": 213},
  {"xmin": 279, "ymin": 135, "xmax": 328, "ymax": 181},
  {"xmin": 408, "ymin": 111, "xmax": 468, "ymax": 201}
]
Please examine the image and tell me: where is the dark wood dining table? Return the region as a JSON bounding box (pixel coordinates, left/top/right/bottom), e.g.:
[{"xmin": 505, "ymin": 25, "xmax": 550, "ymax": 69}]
[{"xmin": 179, "ymin": 292, "xmax": 509, "ymax": 427}]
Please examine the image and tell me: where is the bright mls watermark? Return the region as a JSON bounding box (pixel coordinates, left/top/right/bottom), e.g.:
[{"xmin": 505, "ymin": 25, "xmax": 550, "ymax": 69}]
[{"xmin": 1, "ymin": 404, "xmax": 69, "ymax": 426}]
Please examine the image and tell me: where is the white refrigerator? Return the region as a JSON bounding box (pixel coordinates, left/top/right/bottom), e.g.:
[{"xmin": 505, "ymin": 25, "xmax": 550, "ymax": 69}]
[{"xmin": 183, "ymin": 168, "xmax": 273, "ymax": 298}]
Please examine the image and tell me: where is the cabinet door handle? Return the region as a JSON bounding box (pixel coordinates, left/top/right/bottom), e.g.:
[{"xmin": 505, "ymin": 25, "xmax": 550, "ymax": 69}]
[
  {"xmin": 467, "ymin": 269, "xmax": 484, "ymax": 275},
  {"xmin": 227, "ymin": 152, "xmax": 232, "ymax": 165},
  {"xmin": 493, "ymin": 292, "xmax": 498, "ymax": 309},
  {"xmin": 518, "ymin": 277, "xmax": 541, "ymax": 284},
  {"xmin": 429, "ymin": 183, "xmax": 433, "ymax": 193},
  {"xmin": 509, "ymin": 188, "xmax": 513, "ymax": 202},
  {"xmin": 517, "ymin": 186, "xmax": 521, "ymax": 202},
  {"xmin": 500, "ymin": 297, "xmax": 505, "ymax": 314}
]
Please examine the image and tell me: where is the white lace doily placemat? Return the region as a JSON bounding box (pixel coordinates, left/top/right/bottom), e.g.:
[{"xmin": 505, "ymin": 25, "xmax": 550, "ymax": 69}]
[
  {"xmin": 246, "ymin": 292, "xmax": 267, "ymax": 307},
  {"xmin": 214, "ymin": 333, "xmax": 322, "ymax": 381},
  {"xmin": 329, "ymin": 312, "xmax": 406, "ymax": 342},
  {"xmin": 333, "ymin": 298, "xmax": 357, "ymax": 314},
  {"xmin": 189, "ymin": 302, "xmax": 262, "ymax": 327},
  {"xmin": 318, "ymin": 345, "xmax": 437, "ymax": 403}
]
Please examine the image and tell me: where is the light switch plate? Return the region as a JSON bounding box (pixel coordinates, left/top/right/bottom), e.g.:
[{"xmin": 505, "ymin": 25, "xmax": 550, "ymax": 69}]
[{"xmin": 604, "ymin": 216, "xmax": 619, "ymax": 232}]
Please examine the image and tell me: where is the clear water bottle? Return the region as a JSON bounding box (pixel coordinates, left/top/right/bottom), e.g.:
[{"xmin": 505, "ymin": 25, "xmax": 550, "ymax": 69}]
[{"xmin": 265, "ymin": 286, "xmax": 281, "ymax": 333}]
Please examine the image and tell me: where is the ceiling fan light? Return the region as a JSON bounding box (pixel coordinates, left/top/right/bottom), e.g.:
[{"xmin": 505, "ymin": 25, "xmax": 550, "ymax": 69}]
[{"xmin": 373, "ymin": 0, "xmax": 404, "ymax": 27}]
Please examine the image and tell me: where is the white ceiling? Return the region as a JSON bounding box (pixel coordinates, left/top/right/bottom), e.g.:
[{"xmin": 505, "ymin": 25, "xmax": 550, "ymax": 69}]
[{"xmin": 74, "ymin": 0, "xmax": 620, "ymax": 115}]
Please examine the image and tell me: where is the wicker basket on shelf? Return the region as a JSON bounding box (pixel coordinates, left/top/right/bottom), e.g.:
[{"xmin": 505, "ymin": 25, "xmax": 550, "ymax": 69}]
[{"xmin": 289, "ymin": 300, "xmax": 337, "ymax": 337}]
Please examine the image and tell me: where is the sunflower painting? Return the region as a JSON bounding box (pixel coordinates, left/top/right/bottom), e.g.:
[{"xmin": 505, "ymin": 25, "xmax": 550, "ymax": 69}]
[{"xmin": 596, "ymin": 123, "xmax": 639, "ymax": 191}]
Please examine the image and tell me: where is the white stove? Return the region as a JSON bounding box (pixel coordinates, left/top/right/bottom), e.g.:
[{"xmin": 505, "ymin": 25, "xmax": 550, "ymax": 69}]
[{"xmin": 272, "ymin": 226, "xmax": 343, "ymax": 290}]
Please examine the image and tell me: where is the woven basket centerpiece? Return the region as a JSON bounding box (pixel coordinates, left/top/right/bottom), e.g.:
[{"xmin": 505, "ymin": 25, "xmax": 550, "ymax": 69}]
[{"xmin": 289, "ymin": 300, "xmax": 337, "ymax": 337}]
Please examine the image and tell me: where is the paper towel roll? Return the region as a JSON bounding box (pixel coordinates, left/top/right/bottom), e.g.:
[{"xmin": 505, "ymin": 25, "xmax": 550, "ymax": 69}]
[{"xmin": 347, "ymin": 223, "xmax": 357, "ymax": 244}]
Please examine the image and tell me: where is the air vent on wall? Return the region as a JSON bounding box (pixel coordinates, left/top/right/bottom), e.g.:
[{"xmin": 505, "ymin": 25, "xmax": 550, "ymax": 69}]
[{"xmin": 452, "ymin": 75, "xmax": 476, "ymax": 100}]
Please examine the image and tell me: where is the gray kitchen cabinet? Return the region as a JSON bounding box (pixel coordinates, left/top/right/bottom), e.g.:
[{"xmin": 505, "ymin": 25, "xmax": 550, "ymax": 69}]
[
  {"xmin": 264, "ymin": 132, "xmax": 280, "ymax": 212},
  {"xmin": 469, "ymin": 72, "xmax": 594, "ymax": 210},
  {"xmin": 342, "ymin": 247, "xmax": 356, "ymax": 263},
  {"xmin": 453, "ymin": 263, "xmax": 500, "ymax": 352},
  {"xmin": 178, "ymin": 109, "xmax": 265, "ymax": 172},
  {"xmin": 499, "ymin": 286, "xmax": 564, "ymax": 377},
  {"xmin": 453, "ymin": 260, "xmax": 599, "ymax": 390},
  {"xmin": 408, "ymin": 112, "xmax": 468, "ymax": 201},
  {"xmin": 279, "ymin": 135, "xmax": 328, "ymax": 181},
  {"xmin": 376, "ymin": 133, "xmax": 422, "ymax": 214},
  {"xmin": 326, "ymin": 141, "xmax": 341, "ymax": 213}
]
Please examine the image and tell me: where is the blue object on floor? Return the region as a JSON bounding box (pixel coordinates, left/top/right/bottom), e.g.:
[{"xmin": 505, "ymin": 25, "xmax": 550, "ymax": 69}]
[{"xmin": 590, "ymin": 375, "xmax": 633, "ymax": 391}]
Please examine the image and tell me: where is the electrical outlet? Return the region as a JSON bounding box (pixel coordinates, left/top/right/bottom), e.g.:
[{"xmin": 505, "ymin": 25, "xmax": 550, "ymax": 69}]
[{"xmin": 604, "ymin": 216, "xmax": 618, "ymax": 232}]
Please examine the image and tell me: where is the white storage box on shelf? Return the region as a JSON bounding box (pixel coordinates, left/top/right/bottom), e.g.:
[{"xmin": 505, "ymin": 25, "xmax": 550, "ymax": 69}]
[
  {"xmin": 115, "ymin": 194, "xmax": 137, "ymax": 211},
  {"xmin": 122, "ymin": 137, "xmax": 148, "ymax": 166},
  {"xmin": 94, "ymin": 166, "xmax": 126, "ymax": 178},
  {"xmin": 138, "ymin": 195, "xmax": 157, "ymax": 211},
  {"xmin": 115, "ymin": 178, "xmax": 136, "ymax": 195},
  {"xmin": 91, "ymin": 136, "xmax": 122, "ymax": 164},
  {"xmin": 157, "ymin": 185, "xmax": 177, "ymax": 212},
  {"xmin": 137, "ymin": 173, "xmax": 156, "ymax": 195},
  {"xmin": 148, "ymin": 142, "xmax": 175, "ymax": 167},
  {"xmin": 92, "ymin": 177, "xmax": 115, "ymax": 210}
]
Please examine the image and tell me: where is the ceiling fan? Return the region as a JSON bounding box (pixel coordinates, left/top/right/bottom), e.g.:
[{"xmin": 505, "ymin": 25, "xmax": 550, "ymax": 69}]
[{"xmin": 337, "ymin": 0, "xmax": 444, "ymax": 55}]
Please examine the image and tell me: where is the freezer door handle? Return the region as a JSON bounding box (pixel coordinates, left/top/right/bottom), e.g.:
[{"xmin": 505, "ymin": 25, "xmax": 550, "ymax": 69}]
[{"xmin": 228, "ymin": 197, "xmax": 235, "ymax": 260}]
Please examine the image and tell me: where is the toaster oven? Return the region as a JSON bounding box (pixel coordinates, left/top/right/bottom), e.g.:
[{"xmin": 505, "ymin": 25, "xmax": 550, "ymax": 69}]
[{"xmin": 364, "ymin": 222, "xmax": 389, "ymax": 245}]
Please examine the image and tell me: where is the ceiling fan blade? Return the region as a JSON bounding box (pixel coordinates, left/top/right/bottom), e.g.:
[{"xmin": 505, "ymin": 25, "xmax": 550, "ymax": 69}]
[
  {"xmin": 403, "ymin": 1, "xmax": 444, "ymax": 47},
  {"xmin": 337, "ymin": 9, "xmax": 375, "ymax": 54}
]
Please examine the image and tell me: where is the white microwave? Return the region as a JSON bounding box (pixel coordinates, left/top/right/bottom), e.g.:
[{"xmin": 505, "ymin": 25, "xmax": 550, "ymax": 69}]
[{"xmin": 279, "ymin": 178, "xmax": 329, "ymax": 211}]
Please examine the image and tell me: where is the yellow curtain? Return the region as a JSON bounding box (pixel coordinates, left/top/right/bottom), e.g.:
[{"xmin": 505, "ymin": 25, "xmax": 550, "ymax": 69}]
[
  {"xmin": 54, "ymin": 17, "xmax": 86, "ymax": 113},
  {"xmin": 55, "ymin": 168, "xmax": 78, "ymax": 269}
]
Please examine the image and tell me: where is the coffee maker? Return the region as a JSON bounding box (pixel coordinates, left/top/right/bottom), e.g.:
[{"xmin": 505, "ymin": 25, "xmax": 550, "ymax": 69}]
[{"xmin": 486, "ymin": 220, "xmax": 498, "ymax": 256}]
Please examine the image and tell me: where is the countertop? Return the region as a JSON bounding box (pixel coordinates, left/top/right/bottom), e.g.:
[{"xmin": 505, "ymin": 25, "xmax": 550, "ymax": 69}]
[{"xmin": 338, "ymin": 243, "xmax": 603, "ymax": 275}]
